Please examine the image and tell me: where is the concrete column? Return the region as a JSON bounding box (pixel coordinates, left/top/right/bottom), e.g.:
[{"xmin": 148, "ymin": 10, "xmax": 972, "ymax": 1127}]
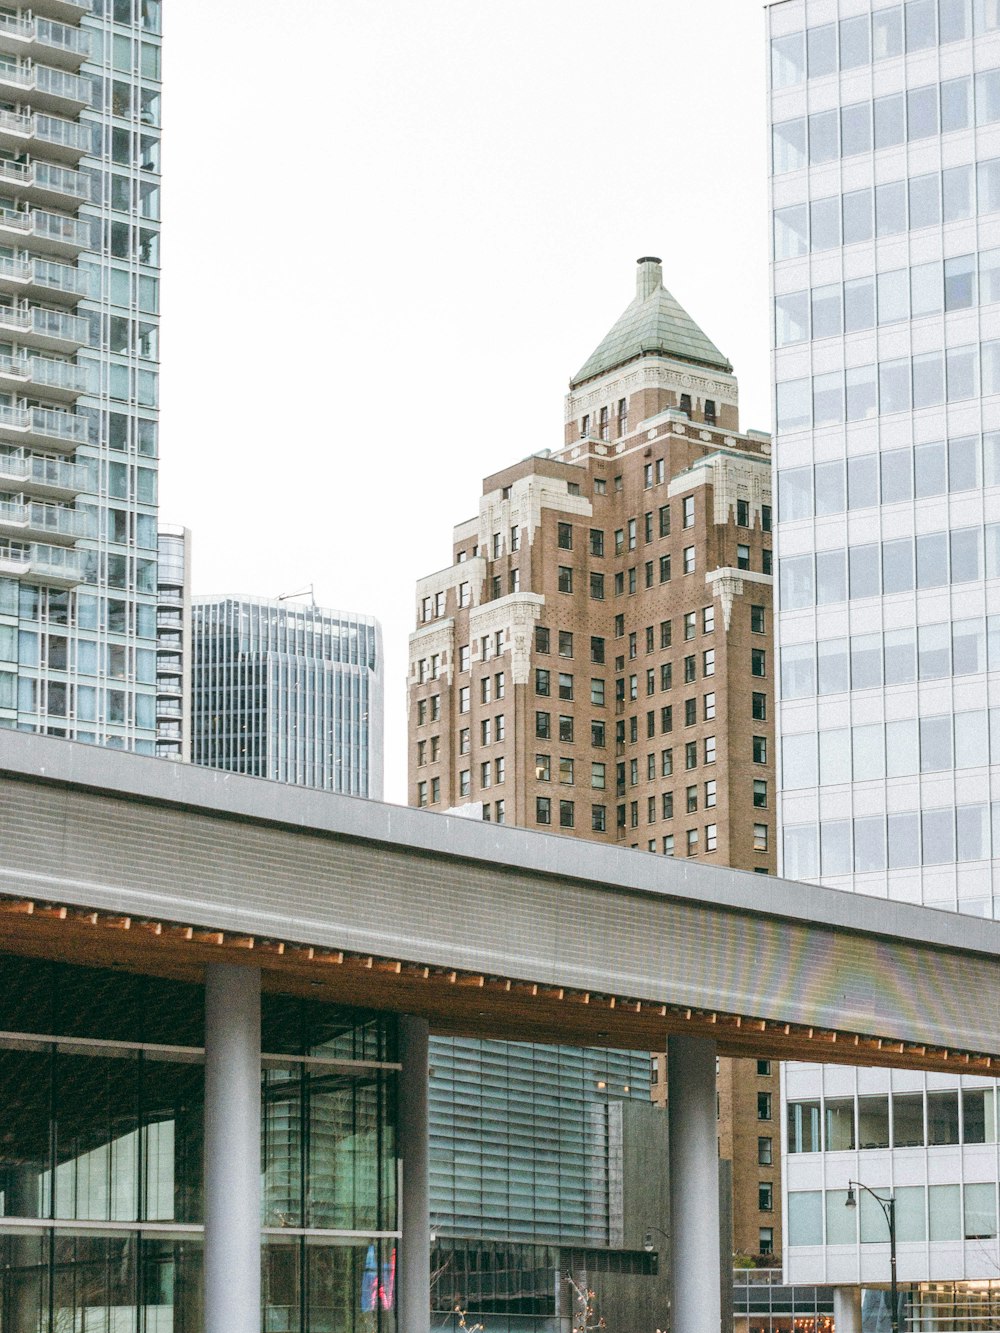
[
  {"xmin": 398, "ymin": 1015, "xmax": 430, "ymax": 1333},
  {"xmin": 204, "ymin": 963, "xmax": 261, "ymax": 1333},
  {"xmin": 833, "ymin": 1286, "xmax": 863, "ymax": 1333},
  {"xmin": 668, "ymin": 1034, "xmax": 721, "ymax": 1333}
]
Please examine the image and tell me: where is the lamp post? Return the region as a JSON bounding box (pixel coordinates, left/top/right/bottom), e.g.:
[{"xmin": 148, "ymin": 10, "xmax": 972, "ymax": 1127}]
[
  {"xmin": 845, "ymin": 1181, "xmax": 897, "ymax": 1333},
  {"xmin": 643, "ymin": 1225, "xmax": 669, "ymax": 1255}
]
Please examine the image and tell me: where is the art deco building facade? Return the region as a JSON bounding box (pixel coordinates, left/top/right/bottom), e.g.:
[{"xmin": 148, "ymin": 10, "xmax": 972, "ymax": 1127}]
[
  {"xmin": 192, "ymin": 596, "xmax": 384, "ymax": 799},
  {"xmin": 408, "ymin": 257, "xmax": 781, "ymax": 1266},
  {"xmin": 768, "ymin": 0, "xmax": 1000, "ymax": 1312},
  {"xmin": 0, "ymin": 0, "xmax": 161, "ymax": 750}
]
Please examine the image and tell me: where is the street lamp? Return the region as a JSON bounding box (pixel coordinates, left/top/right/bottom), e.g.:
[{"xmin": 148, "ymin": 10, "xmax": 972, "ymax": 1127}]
[
  {"xmin": 643, "ymin": 1225, "xmax": 668, "ymax": 1253},
  {"xmin": 845, "ymin": 1181, "xmax": 897, "ymax": 1333}
]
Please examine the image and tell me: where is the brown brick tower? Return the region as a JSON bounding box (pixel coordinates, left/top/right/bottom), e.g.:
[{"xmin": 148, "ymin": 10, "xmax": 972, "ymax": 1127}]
[{"xmin": 407, "ymin": 256, "xmax": 780, "ymax": 1264}]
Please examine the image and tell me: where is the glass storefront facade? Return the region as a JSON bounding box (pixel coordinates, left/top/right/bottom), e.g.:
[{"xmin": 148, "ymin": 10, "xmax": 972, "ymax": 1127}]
[{"xmin": 0, "ymin": 954, "xmax": 399, "ymax": 1331}]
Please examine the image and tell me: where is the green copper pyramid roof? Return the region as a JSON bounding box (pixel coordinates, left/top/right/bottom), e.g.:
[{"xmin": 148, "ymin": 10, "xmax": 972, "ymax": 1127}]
[{"xmin": 571, "ymin": 257, "xmax": 733, "ymax": 388}]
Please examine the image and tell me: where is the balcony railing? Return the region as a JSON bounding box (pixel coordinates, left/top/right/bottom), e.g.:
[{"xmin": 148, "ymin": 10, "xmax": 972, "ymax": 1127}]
[
  {"xmin": 0, "ymin": 539, "xmax": 87, "ymax": 583},
  {"xmin": 35, "ymin": 19, "xmax": 91, "ymax": 61},
  {"xmin": 34, "ymin": 112, "xmax": 90, "ymax": 155},
  {"xmin": 33, "ymin": 64, "xmax": 90, "ymax": 106},
  {"xmin": 33, "ymin": 161, "xmax": 91, "ymax": 201},
  {"xmin": 0, "ymin": 451, "xmax": 91, "ymax": 493},
  {"xmin": 28, "ymin": 355, "xmax": 88, "ymax": 394},
  {"xmin": 0, "ymin": 498, "xmax": 93, "ymax": 539},
  {"xmin": 30, "ymin": 306, "xmax": 88, "ymax": 344},
  {"xmin": 0, "ymin": 400, "xmax": 87, "ymax": 446},
  {"xmin": 156, "ymin": 679, "xmax": 182, "ymax": 698},
  {"xmin": 0, "ymin": 206, "xmax": 91, "ymax": 252},
  {"xmin": 0, "ymin": 253, "xmax": 90, "ymax": 299}
]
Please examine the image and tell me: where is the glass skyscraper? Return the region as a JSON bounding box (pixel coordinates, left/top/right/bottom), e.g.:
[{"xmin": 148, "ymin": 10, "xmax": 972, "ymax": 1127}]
[
  {"xmin": 192, "ymin": 596, "xmax": 384, "ymax": 799},
  {"xmin": 768, "ymin": 0, "xmax": 1000, "ymax": 1302},
  {"xmin": 0, "ymin": 0, "xmax": 161, "ymax": 750}
]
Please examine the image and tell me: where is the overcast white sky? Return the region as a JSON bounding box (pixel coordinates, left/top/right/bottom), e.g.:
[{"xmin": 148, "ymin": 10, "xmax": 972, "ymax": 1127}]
[{"xmin": 159, "ymin": 0, "xmax": 772, "ymax": 803}]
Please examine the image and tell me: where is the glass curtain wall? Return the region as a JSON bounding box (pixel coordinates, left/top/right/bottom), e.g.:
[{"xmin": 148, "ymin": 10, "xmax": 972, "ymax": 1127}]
[{"xmin": 0, "ymin": 954, "xmax": 399, "ymax": 1332}]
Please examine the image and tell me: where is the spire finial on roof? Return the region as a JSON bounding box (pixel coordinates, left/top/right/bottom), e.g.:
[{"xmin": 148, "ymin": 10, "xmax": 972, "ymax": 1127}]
[{"xmin": 636, "ymin": 256, "xmax": 663, "ymax": 301}]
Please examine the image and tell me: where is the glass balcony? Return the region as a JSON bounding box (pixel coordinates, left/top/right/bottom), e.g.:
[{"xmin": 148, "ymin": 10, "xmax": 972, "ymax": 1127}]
[
  {"xmin": 0, "ymin": 16, "xmax": 91, "ymax": 70},
  {"xmin": 0, "ymin": 400, "xmax": 87, "ymax": 451},
  {"xmin": 0, "ymin": 159, "xmax": 90, "ymax": 210},
  {"xmin": 156, "ymin": 700, "xmax": 183, "ymax": 719},
  {"xmin": 0, "ymin": 539, "xmax": 87, "ymax": 585},
  {"xmin": 0, "ymin": 449, "xmax": 91, "ymax": 498},
  {"xmin": 157, "ymin": 609, "xmax": 183, "ymax": 630},
  {"xmin": 0, "ymin": 61, "xmax": 89, "ymax": 114},
  {"xmin": 0, "ymin": 352, "xmax": 88, "ymax": 402},
  {"xmin": 0, "ymin": 109, "xmax": 89, "ymax": 163},
  {"xmin": 156, "ymin": 678, "xmax": 183, "ymax": 698},
  {"xmin": 0, "ymin": 254, "xmax": 90, "ymax": 306},
  {"xmin": 0, "ymin": 206, "xmax": 90, "ymax": 257},
  {"xmin": 0, "ymin": 496, "xmax": 93, "ymax": 543},
  {"xmin": 0, "ymin": 302, "xmax": 89, "ymax": 351}
]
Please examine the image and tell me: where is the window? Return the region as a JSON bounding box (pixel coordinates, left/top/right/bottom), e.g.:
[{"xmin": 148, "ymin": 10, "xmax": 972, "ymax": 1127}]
[
  {"xmin": 615, "ymin": 528, "xmax": 625, "ymax": 556},
  {"xmin": 599, "ymin": 406, "xmax": 609, "ymax": 441},
  {"xmin": 662, "ymin": 792, "xmax": 674, "ymax": 819},
  {"xmin": 590, "ymin": 636, "xmax": 605, "ymax": 665},
  {"xmin": 660, "ymin": 620, "xmax": 671, "ymax": 649},
  {"xmin": 645, "ymin": 668, "xmax": 655, "ymax": 696},
  {"xmin": 752, "ymin": 649, "xmax": 766, "ymax": 678},
  {"xmin": 559, "ymin": 715, "xmax": 574, "ymax": 742},
  {"xmin": 737, "ymin": 544, "xmax": 751, "ymax": 570},
  {"xmin": 558, "ymin": 672, "xmax": 573, "ymax": 700},
  {"xmin": 430, "ymin": 696, "xmax": 441, "ymax": 721},
  {"xmin": 417, "ymin": 740, "xmax": 427, "ymax": 767},
  {"xmin": 417, "ymin": 781, "xmax": 428, "ymax": 807},
  {"xmin": 685, "ymin": 741, "xmax": 698, "ymax": 770},
  {"xmin": 630, "ymin": 801, "xmax": 639, "ymax": 829},
  {"xmin": 759, "ymin": 1228, "xmax": 774, "ymax": 1257},
  {"xmin": 752, "ymin": 692, "xmax": 767, "ymax": 721},
  {"xmin": 535, "ymin": 669, "xmax": 550, "ymax": 696},
  {"xmin": 758, "ymin": 1137, "xmax": 772, "ymax": 1166},
  {"xmin": 661, "ymin": 663, "xmax": 673, "ymax": 691},
  {"xmin": 492, "ymin": 575, "xmax": 502, "ymax": 599},
  {"xmin": 535, "ymin": 753, "xmax": 551, "ymax": 781},
  {"xmin": 683, "ymin": 496, "xmax": 695, "ymax": 528},
  {"xmin": 683, "ymin": 547, "xmax": 696, "ymax": 574},
  {"xmin": 536, "ymin": 796, "xmax": 551, "ymax": 825},
  {"xmin": 536, "ymin": 626, "xmax": 550, "ymax": 654},
  {"xmin": 417, "ymin": 700, "xmax": 427, "ymax": 726},
  {"xmin": 684, "ymin": 655, "xmax": 696, "ymax": 683},
  {"xmin": 663, "ymin": 834, "xmax": 675, "ymax": 856},
  {"xmin": 704, "ymin": 692, "xmax": 716, "ymax": 720},
  {"xmin": 431, "ymin": 777, "xmax": 440, "ymax": 803},
  {"xmin": 754, "ymin": 823, "xmax": 769, "ymax": 852},
  {"xmin": 648, "ymin": 796, "xmax": 657, "ymax": 824},
  {"xmin": 662, "ymin": 748, "xmax": 673, "ymax": 777},
  {"xmin": 481, "ymin": 677, "xmax": 493, "ymax": 705},
  {"xmin": 509, "ymin": 569, "xmax": 520, "ymax": 594},
  {"xmin": 617, "ymin": 397, "xmax": 628, "ymax": 436},
  {"xmin": 580, "ymin": 414, "xmax": 590, "ymax": 438},
  {"xmin": 591, "ymin": 720, "xmax": 605, "ymax": 747},
  {"xmin": 706, "ymin": 823, "xmax": 718, "ymax": 852},
  {"xmin": 557, "ymin": 522, "xmax": 573, "ymax": 549},
  {"xmin": 614, "ymin": 573, "xmax": 624, "ymax": 596},
  {"xmin": 659, "ymin": 505, "xmax": 670, "ymax": 537},
  {"xmin": 659, "ymin": 554, "xmax": 671, "ymax": 583},
  {"xmin": 459, "ymin": 686, "xmax": 470, "ymax": 713},
  {"xmin": 753, "ymin": 780, "xmax": 768, "ymax": 809},
  {"xmin": 590, "ymin": 678, "xmax": 605, "ymax": 706},
  {"xmin": 686, "ymin": 785, "xmax": 698, "ymax": 813},
  {"xmin": 703, "ymin": 605, "xmax": 715, "ymax": 634},
  {"xmin": 459, "ymin": 581, "xmax": 471, "ymax": 608},
  {"xmin": 590, "ymin": 573, "xmax": 604, "ymax": 599},
  {"xmin": 737, "ymin": 498, "xmax": 750, "ymax": 527},
  {"xmin": 759, "ymin": 1183, "xmax": 773, "ymax": 1212},
  {"xmin": 661, "ymin": 706, "xmax": 673, "ymax": 734},
  {"xmin": 559, "ymin": 630, "xmax": 574, "ymax": 658},
  {"xmin": 558, "ymin": 566, "xmax": 573, "ymax": 593},
  {"xmin": 592, "ymin": 804, "xmax": 606, "ymax": 832},
  {"xmin": 758, "ymin": 1093, "xmax": 772, "ymax": 1120},
  {"xmin": 460, "ymin": 770, "xmax": 471, "ymax": 797},
  {"xmin": 644, "ymin": 512, "xmax": 653, "ymax": 542},
  {"xmin": 705, "ymin": 779, "xmax": 717, "ymax": 808},
  {"xmin": 591, "ymin": 762, "xmax": 606, "ymax": 790},
  {"xmin": 762, "ymin": 504, "xmax": 772, "ymax": 532},
  {"xmin": 511, "ymin": 525, "xmax": 520, "ymax": 552},
  {"xmin": 536, "ymin": 711, "xmax": 550, "ymax": 739},
  {"xmin": 686, "ymin": 828, "xmax": 699, "ymax": 856},
  {"xmin": 704, "ymin": 736, "xmax": 716, "ymax": 764},
  {"xmin": 559, "ymin": 757, "xmax": 574, "ymax": 786},
  {"xmin": 459, "ymin": 728, "xmax": 470, "ymax": 755},
  {"xmin": 685, "ymin": 698, "xmax": 697, "ymax": 726},
  {"xmin": 495, "ymin": 800, "xmax": 505, "ymax": 823},
  {"xmin": 480, "ymin": 761, "xmax": 492, "ymax": 789},
  {"xmin": 705, "ymin": 399, "xmax": 717, "ymax": 425},
  {"xmin": 495, "ymin": 672, "xmax": 505, "ymax": 699},
  {"xmin": 762, "ymin": 549, "xmax": 772, "ymax": 575},
  {"xmin": 684, "ymin": 611, "xmax": 697, "ymax": 641},
  {"xmin": 753, "ymin": 736, "xmax": 767, "ymax": 764},
  {"xmin": 459, "ymin": 644, "xmax": 471, "ymax": 672},
  {"xmin": 590, "ymin": 528, "xmax": 604, "ymax": 557},
  {"xmin": 628, "ymin": 568, "xmax": 637, "ymax": 594},
  {"xmin": 757, "ymin": 1059, "xmax": 771, "ymax": 1077},
  {"xmin": 481, "ymin": 719, "xmax": 492, "ymax": 746},
  {"xmin": 629, "ymin": 674, "xmax": 638, "ymax": 701},
  {"xmin": 492, "ymin": 532, "xmax": 502, "ymax": 559}
]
